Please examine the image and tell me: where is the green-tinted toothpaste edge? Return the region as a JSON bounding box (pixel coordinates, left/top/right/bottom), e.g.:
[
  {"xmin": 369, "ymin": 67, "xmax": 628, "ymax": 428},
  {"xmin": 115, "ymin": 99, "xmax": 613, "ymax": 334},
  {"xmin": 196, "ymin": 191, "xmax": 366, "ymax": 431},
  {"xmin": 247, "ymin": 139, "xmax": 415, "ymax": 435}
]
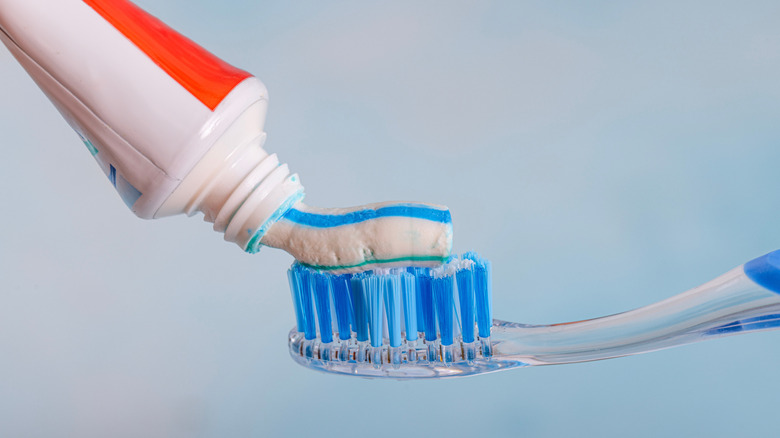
[{"xmin": 301, "ymin": 255, "xmax": 450, "ymax": 272}]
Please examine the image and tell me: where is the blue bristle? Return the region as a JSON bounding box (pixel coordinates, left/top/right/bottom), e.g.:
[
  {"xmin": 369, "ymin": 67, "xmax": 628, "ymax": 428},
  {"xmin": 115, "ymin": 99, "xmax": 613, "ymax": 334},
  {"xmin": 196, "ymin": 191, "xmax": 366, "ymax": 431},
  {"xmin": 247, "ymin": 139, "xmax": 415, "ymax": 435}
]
[
  {"xmin": 466, "ymin": 252, "xmax": 493, "ymax": 338},
  {"xmin": 349, "ymin": 275, "xmax": 370, "ymax": 342},
  {"xmin": 412, "ymin": 268, "xmax": 429, "ymax": 334},
  {"xmin": 455, "ymin": 265, "xmax": 476, "ymax": 343},
  {"xmin": 287, "ymin": 265, "xmax": 306, "ymax": 332},
  {"xmin": 299, "ymin": 269, "xmax": 317, "ymax": 340},
  {"xmin": 401, "ymin": 273, "xmax": 418, "ymax": 341},
  {"xmin": 363, "ymin": 275, "xmax": 384, "ymax": 347},
  {"xmin": 383, "ymin": 275, "xmax": 402, "ymax": 347},
  {"xmin": 313, "ymin": 273, "xmax": 333, "ymax": 344},
  {"xmin": 418, "ymin": 273, "xmax": 437, "ymax": 342},
  {"xmin": 433, "ymin": 275, "xmax": 455, "ymax": 346},
  {"xmin": 331, "ymin": 275, "xmax": 353, "ymax": 341},
  {"xmin": 480, "ymin": 259, "xmax": 493, "ymax": 337},
  {"xmin": 287, "ymin": 252, "xmax": 494, "ymax": 361}
]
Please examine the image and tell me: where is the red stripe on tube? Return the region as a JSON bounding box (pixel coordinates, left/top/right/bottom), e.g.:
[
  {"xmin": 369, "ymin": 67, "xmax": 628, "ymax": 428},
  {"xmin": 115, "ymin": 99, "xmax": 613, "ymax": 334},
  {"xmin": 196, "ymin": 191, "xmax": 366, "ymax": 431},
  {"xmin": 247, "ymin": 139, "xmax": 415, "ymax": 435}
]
[{"xmin": 83, "ymin": 0, "xmax": 251, "ymax": 110}]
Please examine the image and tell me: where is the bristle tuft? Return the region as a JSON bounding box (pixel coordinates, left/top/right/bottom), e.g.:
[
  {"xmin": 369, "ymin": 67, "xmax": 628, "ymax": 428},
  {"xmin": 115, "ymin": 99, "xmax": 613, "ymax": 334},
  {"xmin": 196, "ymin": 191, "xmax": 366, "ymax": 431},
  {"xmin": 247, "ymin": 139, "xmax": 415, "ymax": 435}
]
[{"xmin": 286, "ymin": 252, "xmax": 493, "ymax": 366}]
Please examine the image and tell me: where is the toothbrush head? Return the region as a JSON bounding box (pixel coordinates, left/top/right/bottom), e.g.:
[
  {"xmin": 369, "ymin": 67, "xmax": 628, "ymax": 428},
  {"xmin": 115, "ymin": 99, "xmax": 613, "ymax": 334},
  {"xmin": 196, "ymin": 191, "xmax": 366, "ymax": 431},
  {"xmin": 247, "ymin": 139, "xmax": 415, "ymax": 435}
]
[{"xmin": 286, "ymin": 253, "xmax": 517, "ymax": 378}]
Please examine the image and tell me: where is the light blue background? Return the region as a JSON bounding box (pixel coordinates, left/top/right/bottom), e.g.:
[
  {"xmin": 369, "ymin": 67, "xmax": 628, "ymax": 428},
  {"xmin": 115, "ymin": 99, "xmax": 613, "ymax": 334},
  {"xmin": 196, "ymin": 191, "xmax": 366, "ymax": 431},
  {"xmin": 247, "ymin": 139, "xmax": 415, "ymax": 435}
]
[{"xmin": 2, "ymin": 1, "xmax": 780, "ymax": 437}]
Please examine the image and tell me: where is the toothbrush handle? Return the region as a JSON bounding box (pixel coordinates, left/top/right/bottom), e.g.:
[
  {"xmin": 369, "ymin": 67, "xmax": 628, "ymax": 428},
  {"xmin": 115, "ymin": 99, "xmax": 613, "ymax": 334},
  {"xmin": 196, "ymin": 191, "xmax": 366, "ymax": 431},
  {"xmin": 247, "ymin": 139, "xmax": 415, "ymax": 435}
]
[{"xmin": 490, "ymin": 251, "xmax": 780, "ymax": 366}]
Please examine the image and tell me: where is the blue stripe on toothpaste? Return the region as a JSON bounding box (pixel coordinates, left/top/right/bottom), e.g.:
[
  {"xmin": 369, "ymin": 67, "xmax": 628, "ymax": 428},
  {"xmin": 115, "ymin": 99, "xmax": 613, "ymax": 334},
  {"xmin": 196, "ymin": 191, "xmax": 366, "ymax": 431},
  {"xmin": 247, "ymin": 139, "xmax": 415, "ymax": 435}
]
[{"xmin": 284, "ymin": 204, "xmax": 451, "ymax": 228}]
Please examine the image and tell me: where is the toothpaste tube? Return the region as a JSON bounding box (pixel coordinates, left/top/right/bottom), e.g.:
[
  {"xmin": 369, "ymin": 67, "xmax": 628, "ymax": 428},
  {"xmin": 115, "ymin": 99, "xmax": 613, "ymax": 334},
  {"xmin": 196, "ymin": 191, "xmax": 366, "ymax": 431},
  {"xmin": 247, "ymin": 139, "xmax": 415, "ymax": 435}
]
[{"xmin": 0, "ymin": 0, "xmax": 303, "ymax": 252}]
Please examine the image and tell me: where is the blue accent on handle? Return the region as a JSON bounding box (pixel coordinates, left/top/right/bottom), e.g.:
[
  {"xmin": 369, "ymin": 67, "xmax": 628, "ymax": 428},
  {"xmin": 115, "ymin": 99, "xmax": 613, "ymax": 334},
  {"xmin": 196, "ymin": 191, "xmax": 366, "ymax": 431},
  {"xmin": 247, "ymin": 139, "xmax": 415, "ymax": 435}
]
[
  {"xmin": 744, "ymin": 250, "xmax": 780, "ymax": 294},
  {"xmin": 706, "ymin": 314, "xmax": 780, "ymax": 335},
  {"xmin": 284, "ymin": 204, "xmax": 451, "ymax": 228}
]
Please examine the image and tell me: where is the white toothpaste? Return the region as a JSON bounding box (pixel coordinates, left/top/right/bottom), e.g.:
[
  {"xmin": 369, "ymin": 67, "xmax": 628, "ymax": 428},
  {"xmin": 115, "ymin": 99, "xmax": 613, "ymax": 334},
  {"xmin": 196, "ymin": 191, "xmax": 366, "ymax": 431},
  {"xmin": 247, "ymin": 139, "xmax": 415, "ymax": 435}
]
[
  {"xmin": 0, "ymin": 0, "xmax": 452, "ymax": 270},
  {"xmin": 261, "ymin": 202, "xmax": 453, "ymax": 273}
]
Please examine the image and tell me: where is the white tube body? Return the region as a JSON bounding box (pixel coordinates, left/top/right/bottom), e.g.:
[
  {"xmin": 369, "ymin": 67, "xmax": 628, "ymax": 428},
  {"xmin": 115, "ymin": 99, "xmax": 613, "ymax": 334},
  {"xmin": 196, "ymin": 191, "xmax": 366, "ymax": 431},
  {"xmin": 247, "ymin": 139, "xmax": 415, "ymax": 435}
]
[{"xmin": 0, "ymin": 0, "xmax": 303, "ymax": 250}]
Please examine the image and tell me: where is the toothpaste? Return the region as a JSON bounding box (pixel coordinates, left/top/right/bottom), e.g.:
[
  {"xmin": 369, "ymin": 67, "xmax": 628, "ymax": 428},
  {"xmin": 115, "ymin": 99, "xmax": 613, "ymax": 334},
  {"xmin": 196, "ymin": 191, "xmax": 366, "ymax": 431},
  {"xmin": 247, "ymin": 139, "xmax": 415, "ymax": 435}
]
[
  {"xmin": 0, "ymin": 0, "xmax": 452, "ymax": 271},
  {"xmin": 261, "ymin": 202, "xmax": 453, "ymax": 273}
]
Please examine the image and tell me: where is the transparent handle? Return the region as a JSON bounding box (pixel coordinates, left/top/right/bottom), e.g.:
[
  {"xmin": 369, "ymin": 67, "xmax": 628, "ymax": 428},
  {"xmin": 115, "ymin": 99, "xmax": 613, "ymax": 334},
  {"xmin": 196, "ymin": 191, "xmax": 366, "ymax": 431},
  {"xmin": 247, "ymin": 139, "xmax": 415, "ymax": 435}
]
[{"xmin": 491, "ymin": 267, "xmax": 780, "ymax": 366}]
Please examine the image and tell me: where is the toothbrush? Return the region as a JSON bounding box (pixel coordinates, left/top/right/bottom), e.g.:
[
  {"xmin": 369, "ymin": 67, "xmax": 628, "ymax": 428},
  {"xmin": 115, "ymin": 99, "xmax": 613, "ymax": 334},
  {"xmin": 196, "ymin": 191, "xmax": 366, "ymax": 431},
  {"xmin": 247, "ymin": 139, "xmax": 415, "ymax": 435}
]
[{"xmin": 287, "ymin": 250, "xmax": 780, "ymax": 378}]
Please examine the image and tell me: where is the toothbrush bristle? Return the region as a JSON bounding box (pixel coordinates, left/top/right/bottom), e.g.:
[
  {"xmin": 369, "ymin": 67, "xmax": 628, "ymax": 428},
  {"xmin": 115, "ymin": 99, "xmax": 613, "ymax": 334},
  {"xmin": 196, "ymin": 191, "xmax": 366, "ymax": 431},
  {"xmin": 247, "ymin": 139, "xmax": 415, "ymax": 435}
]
[
  {"xmin": 433, "ymin": 275, "xmax": 455, "ymax": 346},
  {"xmin": 349, "ymin": 275, "xmax": 370, "ymax": 342},
  {"xmin": 312, "ymin": 274, "xmax": 333, "ymax": 344},
  {"xmin": 419, "ymin": 272, "xmax": 436, "ymax": 342},
  {"xmin": 466, "ymin": 252, "xmax": 493, "ymax": 338},
  {"xmin": 290, "ymin": 268, "xmax": 317, "ymax": 340},
  {"xmin": 383, "ymin": 274, "xmax": 403, "ymax": 348},
  {"xmin": 365, "ymin": 275, "xmax": 384, "ymax": 348},
  {"xmin": 331, "ymin": 275, "xmax": 352, "ymax": 341},
  {"xmin": 287, "ymin": 253, "xmax": 493, "ymax": 367},
  {"xmin": 401, "ymin": 273, "xmax": 417, "ymax": 341},
  {"xmin": 456, "ymin": 264, "xmax": 476, "ymax": 344}
]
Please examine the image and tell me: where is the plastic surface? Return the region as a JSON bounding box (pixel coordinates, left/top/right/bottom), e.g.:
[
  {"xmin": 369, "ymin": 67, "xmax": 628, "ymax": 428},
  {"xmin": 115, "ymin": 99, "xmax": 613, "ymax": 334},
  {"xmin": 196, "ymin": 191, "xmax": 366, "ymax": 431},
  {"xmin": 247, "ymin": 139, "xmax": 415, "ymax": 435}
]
[
  {"xmin": 288, "ymin": 254, "xmax": 780, "ymax": 378},
  {"xmin": 744, "ymin": 249, "xmax": 780, "ymax": 294},
  {"xmin": 0, "ymin": 0, "xmax": 251, "ymax": 216},
  {"xmin": 82, "ymin": 0, "xmax": 251, "ymax": 110},
  {"xmin": 0, "ymin": 0, "xmax": 303, "ymax": 249}
]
